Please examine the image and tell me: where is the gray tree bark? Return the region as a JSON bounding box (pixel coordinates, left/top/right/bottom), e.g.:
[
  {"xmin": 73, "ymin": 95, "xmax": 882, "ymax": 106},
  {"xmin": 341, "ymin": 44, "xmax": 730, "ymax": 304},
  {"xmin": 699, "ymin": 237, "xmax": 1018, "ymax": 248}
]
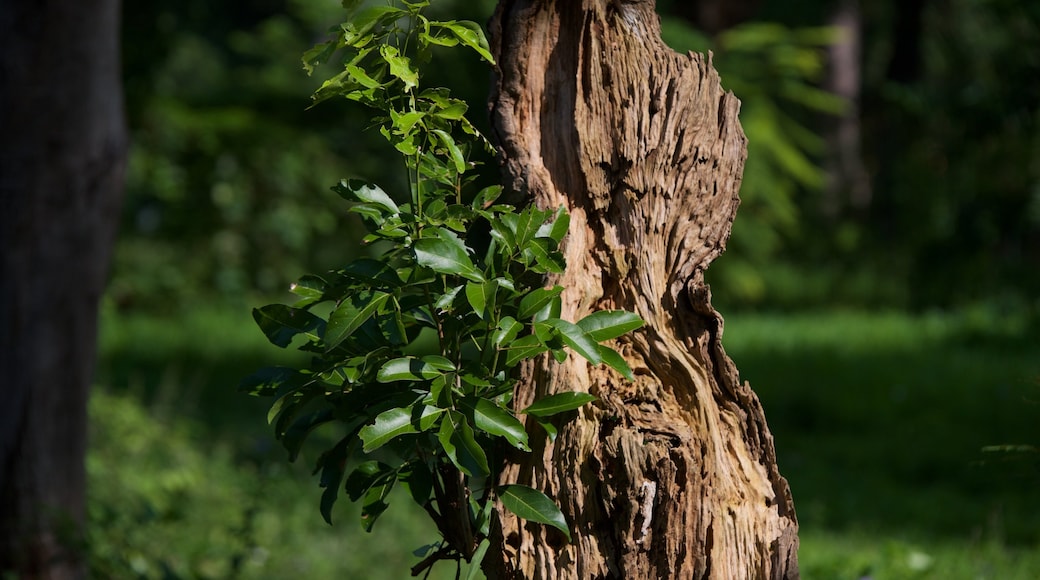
[
  {"xmin": 824, "ymin": 0, "xmax": 872, "ymax": 214},
  {"xmin": 0, "ymin": 0, "xmax": 126, "ymax": 577},
  {"xmin": 484, "ymin": 1, "xmax": 798, "ymax": 578}
]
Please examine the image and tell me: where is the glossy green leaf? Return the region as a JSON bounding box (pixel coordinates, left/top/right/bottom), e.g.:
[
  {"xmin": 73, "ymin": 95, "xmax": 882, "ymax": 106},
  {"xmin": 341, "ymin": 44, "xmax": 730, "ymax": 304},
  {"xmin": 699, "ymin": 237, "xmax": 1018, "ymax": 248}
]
[
  {"xmin": 576, "ymin": 310, "xmax": 645, "ymax": 342},
  {"xmin": 437, "ymin": 411, "xmax": 489, "ymax": 476},
  {"xmin": 597, "ymin": 344, "xmax": 634, "ymax": 380},
  {"xmin": 499, "ymin": 484, "xmax": 570, "ymax": 540},
  {"xmin": 543, "ymin": 319, "xmax": 602, "ymax": 365},
  {"xmin": 492, "ymin": 316, "xmax": 521, "ymax": 346},
  {"xmin": 523, "ymin": 392, "xmax": 597, "ymax": 417},
  {"xmin": 359, "ymin": 407, "xmax": 419, "ymax": 452},
  {"xmin": 525, "ymin": 238, "xmax": 565, "ymax": 274},
  {"xmin": 535, "ymin": 417, "xmax": 558, "ymax": 442},
  {"xmin": 535, "ymin": 206, "xmax": 570, "ymax": 243},
  {"xmin": 503, "ymin": 334, "xmax": 548, "ymax": 367},
  {"xmin": 253, "ymin": 305, "xmax": 325, "ymax": 348},
  {"xmin": 376, "ymin": 356, "xmax": 454, "ymax": 382},
  {"xmin": 518, "ymin": 286, "xmax": 564, "ymax": 320},
  {"xmin": 468, "ymin": 398, "xmax": 529, "ymax": 451},
  {"xmin": 465, "ymin": 280, "xmax": 497, "ymax": 319},
  {"xmin": 414, "ymin": 229, "xmax": 484, "ymax": 282},
  {"xmin": 325, "ymin": 291, "xmax": 391, "ymax": 352},
  {"xmin": 289, "ymin": 275, "xmax": 327, "ymax": 306},
  {"xmin": 333, "ymin": 179, "xmax": 399, "ymax": 214}
]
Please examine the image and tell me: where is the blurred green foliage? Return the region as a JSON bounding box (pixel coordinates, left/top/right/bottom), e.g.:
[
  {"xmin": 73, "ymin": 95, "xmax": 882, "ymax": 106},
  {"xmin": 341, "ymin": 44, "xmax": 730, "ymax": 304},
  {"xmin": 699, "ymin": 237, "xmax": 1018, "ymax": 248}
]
[
  {"xmin": 91, "ymin": 307, "xmax": 1039, "ymax": 578},
  {"xmin": 115, "ymin": 0, "xmax": 1040, "ymax": 316},
  {"xmin": 659, "ymin": 18, "xmax": 846, "ymax": 305}
]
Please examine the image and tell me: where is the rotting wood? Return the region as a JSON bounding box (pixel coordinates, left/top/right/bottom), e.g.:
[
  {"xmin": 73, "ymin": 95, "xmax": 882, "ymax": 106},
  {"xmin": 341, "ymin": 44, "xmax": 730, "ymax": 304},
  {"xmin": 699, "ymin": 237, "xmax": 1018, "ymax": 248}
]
[{"xmin": 483, "ymin": 1, "xmax": 798, "ymax": 578}]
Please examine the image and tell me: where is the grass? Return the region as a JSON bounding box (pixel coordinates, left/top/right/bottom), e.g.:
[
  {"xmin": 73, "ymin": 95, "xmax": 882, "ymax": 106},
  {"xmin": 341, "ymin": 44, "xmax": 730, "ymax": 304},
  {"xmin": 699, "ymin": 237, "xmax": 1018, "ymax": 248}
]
[{"xmin": 92, "ymin": 304, "xmax": 1039, "ymax": 578}]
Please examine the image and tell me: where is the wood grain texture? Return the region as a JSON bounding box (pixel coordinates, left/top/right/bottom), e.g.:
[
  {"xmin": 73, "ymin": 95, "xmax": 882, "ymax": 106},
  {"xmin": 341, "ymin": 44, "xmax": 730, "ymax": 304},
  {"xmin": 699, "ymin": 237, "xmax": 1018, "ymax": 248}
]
[{"xmin": 484, "ymin": 1, "xmax": 798, "ymax": 577}]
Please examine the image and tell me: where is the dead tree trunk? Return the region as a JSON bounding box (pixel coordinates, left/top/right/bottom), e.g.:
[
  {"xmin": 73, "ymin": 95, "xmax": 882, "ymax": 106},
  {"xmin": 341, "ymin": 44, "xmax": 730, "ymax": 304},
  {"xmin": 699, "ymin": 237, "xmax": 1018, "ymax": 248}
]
[
  {"xmin": 0, "ymin": 0, "xmax": 126, "ymax": 576},
  {"xmin": 484, "ymin": 1, "xmax": 798, "ymax": 578}
]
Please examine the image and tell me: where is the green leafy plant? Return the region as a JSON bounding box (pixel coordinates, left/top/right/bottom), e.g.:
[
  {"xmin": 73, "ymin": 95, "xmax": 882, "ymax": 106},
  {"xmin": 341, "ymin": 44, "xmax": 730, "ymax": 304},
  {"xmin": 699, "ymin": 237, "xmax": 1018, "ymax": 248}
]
[{"xmin": 241, "ymin": 1, "xmax": 642, "ymax": 575}]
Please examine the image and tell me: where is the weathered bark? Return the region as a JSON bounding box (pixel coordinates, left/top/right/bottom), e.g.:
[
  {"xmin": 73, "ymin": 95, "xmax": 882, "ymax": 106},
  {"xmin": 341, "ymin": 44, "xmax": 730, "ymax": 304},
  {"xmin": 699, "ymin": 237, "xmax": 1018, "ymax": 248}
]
[
  {"xmin": 0, "ymin": 0, "xmax": 126, "ymax": 577},
  {"xmin": 484, "ymin": 1, "xmax": 797, "ymax": 578}
]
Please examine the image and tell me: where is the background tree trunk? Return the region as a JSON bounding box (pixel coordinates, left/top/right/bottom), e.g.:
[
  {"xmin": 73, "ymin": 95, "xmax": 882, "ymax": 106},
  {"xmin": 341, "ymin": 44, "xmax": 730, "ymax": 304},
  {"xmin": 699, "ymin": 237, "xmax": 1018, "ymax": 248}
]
[
  {"xmin": 0, "ymin": 0, "xmax": 126, "ymax": 577},
  {"xmin": 824, "ymin": 0, "xmax": 872, "ymax": 215},
  {"xmin": 484, "ymin": 1, "xmax": 797, "ymax": 578}
]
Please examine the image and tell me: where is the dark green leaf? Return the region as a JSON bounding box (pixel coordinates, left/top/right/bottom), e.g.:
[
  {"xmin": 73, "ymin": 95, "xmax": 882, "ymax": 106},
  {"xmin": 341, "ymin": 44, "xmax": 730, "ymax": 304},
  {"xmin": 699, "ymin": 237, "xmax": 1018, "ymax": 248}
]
[
  {"xmin": 359, "ymin": 407, "xmax": 419, "ymax": 452},
  {"xmin": 472, "ymin": 185, "xmax": 504, "ymax": 209},
  {"xmin": 302, "ymin": 41, "xmax": 337, "ymax": 76},
  {"xmin": 438, "ymin": 411, "xmax": 489, "ymax": 476},
  {"xmin": 342, "ymin": 258, "xmax": 402, "ymax": 287},
  {"xmin": 345, "ymin": 461, "xmax": 395, "ymax": 502},
  {"xmin": 428, "ymin": 287, "xmax": 459, "ymax": 314},
  {"xmin": 576, "ymin": 310, "xmax": 645, "ymax": 342},
  {"xmin": 253, "ymin": 305, "xmax": 325, "ymax": 348},
  {"xmin": 523, "ymin": 392, "xmax": 597, "ymax": 417},
  {"xmin": 499, "ymin": 485, "xmax": 570, "ymax": 540},
  {"xmin": 325, "ymin": 291, "xmax": 391, "ymax": 352},
  {"xmin": 360, "ymin": 481, "xmax": 393, "ymax": 531},
  {"xmin": 466, "ymin": 540, "xmax": 490, "ymax": 580},
  {"xmin": 282, "ymin": 409, "xmax": 336, "ymax": 462},
  {"xmin": 401, "ymin": 460, "xmax": 434, "ymax": 507},
  {"xmin": 239, "ymin": 366, "xmax": 305, "ymax": 396},
  {"xmin": 317, "ymin": 440, "xmax": 349, "ymax": 525}
]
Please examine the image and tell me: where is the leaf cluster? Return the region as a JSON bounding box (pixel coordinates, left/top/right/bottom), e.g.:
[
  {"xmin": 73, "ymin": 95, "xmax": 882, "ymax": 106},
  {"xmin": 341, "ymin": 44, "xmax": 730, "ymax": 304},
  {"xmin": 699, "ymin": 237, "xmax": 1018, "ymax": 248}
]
[{"xmin": 242, "ymin": 1, "xmax": 643, "ymax": 574}]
